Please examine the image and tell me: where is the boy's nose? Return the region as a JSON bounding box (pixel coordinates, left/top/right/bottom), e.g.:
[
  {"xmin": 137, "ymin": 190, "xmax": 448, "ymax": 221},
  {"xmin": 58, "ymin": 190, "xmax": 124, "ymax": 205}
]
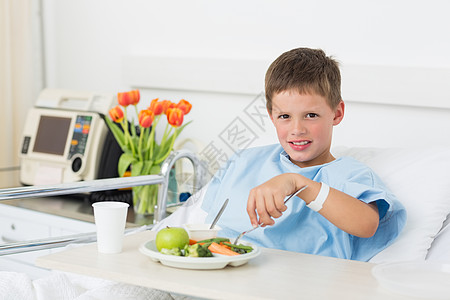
[{"xmin": 291, "ymin": 120, "xmax": 307, "ymax": 135}]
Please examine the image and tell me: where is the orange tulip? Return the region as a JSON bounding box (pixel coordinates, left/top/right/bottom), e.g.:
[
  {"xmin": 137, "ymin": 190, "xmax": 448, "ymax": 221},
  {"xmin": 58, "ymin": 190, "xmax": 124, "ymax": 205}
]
[
  {"xmin": 129, "ymin": 90, "xmax": 140, "ymax": 105},
  {"xmin": 118, "ymin": 89, "xmax": 140, "ymax": 107},
  {"xmin": 176, "ymin": 99, "xmax": 192, "ymax": 115},
  {"xmin": 149, "ymin": 98, "xmax": 164, "ymax": 116},
  {"xmin": 166, "ymin": 107, "xmax": 184, "ymax": 127},
  {"xmin": 161, "ymin": 100, "xmax": 176, "ymax": 114},
  {"xmin": 138, "ymin": 109, "xmax": 154, "ymax": 128},
  {"xmin": 109, "ymin": 105, "xmax": 124, "ymax": 123}
]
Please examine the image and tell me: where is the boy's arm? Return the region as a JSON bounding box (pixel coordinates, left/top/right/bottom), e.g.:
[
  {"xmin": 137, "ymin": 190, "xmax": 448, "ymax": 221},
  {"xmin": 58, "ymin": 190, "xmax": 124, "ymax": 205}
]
[{"xmin": 247, "ymin": 173, "xmax": 379, "ymax": 238}]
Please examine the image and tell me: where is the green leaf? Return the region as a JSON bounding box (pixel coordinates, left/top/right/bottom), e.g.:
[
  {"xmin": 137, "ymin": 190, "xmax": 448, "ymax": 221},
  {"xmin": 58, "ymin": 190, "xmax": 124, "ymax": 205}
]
[
  {"xmin": 130, "ymin": 160, "xmax": 143, "ymax": 177},
  {"xmin": 104, "ymin": 117, "xmax": 126, "ymax": 148},
  {"xmin": 121, "ymin": 148, "xmax": 133, "ymax": 155},
  {"xmin": 150, "ymin": 143, "xmax": 161, "ymax": 160},
  {"xmin": 158, "ymin": 136, "xmax": 172, "ymax": 156},
  {"xmin": 154, "ymin": 133, "xmax": 176, "ymax": 164},
  {"xmin": 130, "ymin": 121, "xmax": 137, "ymax": 137},
  {"xmin": 141, "ymin": 160, "xmax": 154, "ymax": 175},
  {"xmin": 118, "ymin": 153, "xmax": 136, "ymax": 177},
  {"xmin": 150, "ymin": 164, "xmax": 161, "ymax": 174},
  {"xmin": 131, "ymin": 135, "xmax": 140, "ymax": 147},
  {"xmin": 141, "ymin": 143, "xmax": 150, "ymax": 154},
  {"xmin": 178, "ymin": 120, "xmax": 193, "ymax": 132}
]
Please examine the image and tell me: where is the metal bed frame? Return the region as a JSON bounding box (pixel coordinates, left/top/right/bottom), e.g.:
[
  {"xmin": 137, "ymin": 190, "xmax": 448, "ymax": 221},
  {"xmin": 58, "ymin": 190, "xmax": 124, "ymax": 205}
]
[{"xmin": 0, "ymin": 150, "xmax": 207, "ymax": 256}]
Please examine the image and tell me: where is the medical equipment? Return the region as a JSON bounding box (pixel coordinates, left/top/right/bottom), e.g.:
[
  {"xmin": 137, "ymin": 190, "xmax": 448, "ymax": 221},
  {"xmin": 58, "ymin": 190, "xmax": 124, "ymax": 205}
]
[{"xmin": 19, "ymin": 89, "xmax": 118, "ymax": 186}]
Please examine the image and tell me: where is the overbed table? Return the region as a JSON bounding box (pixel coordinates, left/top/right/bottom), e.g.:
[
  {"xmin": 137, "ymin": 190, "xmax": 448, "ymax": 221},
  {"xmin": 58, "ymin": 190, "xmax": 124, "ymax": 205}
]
[{"xmin": 36, "ymin": 230, "xmax": 409, "ymax": 300}]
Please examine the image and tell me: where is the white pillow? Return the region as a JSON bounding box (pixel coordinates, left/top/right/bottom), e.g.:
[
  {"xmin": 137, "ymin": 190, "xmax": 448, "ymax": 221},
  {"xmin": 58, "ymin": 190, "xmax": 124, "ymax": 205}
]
[
  {"xmin": 426, "ymin": 215, "xmax": 450, "ymax": 263},
  {"xmin": 332, "ymin": 146, "xmax": 450, "ymax": 263}
]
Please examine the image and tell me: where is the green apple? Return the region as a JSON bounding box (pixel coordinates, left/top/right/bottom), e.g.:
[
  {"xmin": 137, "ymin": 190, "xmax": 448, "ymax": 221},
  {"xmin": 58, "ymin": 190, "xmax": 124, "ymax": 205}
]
[{"xmin": 155, "ymin": 226, "xmax": 189, "ymax": 252}]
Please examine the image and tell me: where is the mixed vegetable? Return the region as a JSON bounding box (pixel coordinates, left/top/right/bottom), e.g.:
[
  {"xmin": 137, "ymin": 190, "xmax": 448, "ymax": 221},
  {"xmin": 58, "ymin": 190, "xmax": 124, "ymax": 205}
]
[{"xmin": 158, "ymin": 237, "xmax": 254, "ymax": 257}]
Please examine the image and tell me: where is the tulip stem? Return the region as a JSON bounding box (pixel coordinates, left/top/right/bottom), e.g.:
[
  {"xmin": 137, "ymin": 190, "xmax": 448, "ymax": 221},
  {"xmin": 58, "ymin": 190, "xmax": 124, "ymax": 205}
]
[
  {"xmin": 138, "ymin": 127, "xmax": 144, "ymax": 162},
  {"xmin": 147, "ymin": 115, "xmax": 161, "ymax": 161},
  {"xmin": 122, "ymin": 108, "xmax": 136, "ymax": 157},
  {"xmin": 155, "ymin": 129, "xmax": 179, "ymax": 165}
]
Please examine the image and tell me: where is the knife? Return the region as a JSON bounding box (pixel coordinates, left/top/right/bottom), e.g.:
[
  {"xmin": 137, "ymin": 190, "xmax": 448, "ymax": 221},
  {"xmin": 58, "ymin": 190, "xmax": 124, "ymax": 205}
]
[{"xmin": 210, "ymin": 198, "xmax": 229, "ymax": 229}]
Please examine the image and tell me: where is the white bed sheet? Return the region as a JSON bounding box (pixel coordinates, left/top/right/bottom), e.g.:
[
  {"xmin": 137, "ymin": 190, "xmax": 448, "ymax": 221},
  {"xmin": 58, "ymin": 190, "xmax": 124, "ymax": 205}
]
[
  {"xmin": 157, "ymin": 146, "xmax": 450, "ymax": 264},
  {"xmin": 0, "ymin": 270, "xmax": 182, "ymax": 300},
  {"xmin": 0, "ymin": 226, "xmax": 195, "ymax": 300}
]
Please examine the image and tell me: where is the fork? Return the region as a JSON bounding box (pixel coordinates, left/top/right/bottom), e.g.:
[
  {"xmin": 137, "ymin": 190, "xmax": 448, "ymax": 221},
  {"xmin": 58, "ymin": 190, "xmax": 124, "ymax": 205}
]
[{"xmin": 233, "ymin": 185, "xmax": 308, "ymax": 245}]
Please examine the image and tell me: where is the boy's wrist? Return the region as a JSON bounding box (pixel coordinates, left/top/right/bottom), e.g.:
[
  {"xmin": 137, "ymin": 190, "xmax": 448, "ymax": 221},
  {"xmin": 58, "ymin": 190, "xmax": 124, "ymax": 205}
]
[{"xmin": 307, "ymin": 182, "xmax": 330, "ymax": 212}]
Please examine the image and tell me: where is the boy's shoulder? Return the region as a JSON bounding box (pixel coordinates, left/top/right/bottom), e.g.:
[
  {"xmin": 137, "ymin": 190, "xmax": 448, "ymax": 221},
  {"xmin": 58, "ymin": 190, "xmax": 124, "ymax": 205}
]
[
  {"xmin": 332, "ymin": 156, "xmax": 368, "ymax": 168},
  {"xmin": 327, "ymin": 156, "xmax": 373, "ymax": 173},
  {"xmin": 324, "ymin": 156, "xmax": 379, "ymax": 186}
]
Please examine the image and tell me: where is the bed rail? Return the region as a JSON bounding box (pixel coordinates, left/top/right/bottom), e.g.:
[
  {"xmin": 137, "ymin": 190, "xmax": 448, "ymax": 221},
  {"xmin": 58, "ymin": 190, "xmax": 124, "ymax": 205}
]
[
  {"xmin": 0, "ymin": 149, "xmax": 207, "ymax": 256},
  {"xmin": 0, "ymin": 175, "xmax": 164, "ymax": 200},
  {"xmin": 0, "ymin": 227, "xmax": 151, "ymax": 256}
]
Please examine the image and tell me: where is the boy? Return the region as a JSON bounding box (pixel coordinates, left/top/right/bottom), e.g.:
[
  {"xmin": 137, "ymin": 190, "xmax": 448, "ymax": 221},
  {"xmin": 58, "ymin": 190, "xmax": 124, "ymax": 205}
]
[{"xmin": 156, "ymin": 48, "xmax": 406, "ymax": 261}]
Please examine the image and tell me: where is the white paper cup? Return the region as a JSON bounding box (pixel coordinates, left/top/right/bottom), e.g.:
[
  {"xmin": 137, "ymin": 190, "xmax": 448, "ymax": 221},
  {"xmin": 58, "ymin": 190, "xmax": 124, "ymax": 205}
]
[{"xmin": 92, "ymin": 201, "xmax": 129, "ymax": 254}]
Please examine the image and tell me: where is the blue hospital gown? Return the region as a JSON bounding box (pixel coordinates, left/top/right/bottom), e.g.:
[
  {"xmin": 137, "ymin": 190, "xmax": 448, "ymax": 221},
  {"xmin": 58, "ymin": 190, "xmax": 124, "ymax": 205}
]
[{"xmin": 201, "ymin": 144, "xmax": 406, "ymax": 261}]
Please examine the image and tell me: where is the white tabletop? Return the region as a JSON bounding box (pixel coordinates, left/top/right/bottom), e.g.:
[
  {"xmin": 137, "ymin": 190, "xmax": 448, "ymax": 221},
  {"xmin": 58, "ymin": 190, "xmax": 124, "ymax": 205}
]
[{"xmin": 36, "ymin": 230, "xmax": 409, "ymax": 300}]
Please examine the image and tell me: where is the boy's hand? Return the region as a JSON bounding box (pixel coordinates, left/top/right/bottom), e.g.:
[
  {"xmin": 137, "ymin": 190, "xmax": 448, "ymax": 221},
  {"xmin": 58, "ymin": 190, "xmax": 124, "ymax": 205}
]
[
  {"xmin": 247, "ymin": 174, "xmax": 306, "ymax": 227},
  {"xmin": 247, "ymin": 173, "xmax": 381, "ymax": 238}
]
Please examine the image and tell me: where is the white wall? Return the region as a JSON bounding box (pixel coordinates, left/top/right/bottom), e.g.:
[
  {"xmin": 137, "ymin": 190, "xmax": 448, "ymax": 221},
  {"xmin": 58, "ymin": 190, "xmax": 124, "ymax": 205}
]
[{"xmin": 40, "ymin": 0, "xmax": 450, "ymax": 162}]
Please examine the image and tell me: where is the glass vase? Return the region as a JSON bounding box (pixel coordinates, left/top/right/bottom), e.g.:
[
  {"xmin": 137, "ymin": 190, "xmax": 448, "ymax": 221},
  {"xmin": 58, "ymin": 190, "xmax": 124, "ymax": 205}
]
[{"xmin": 132, "ymin": 184, "xmax": 159, "ymax": 216}]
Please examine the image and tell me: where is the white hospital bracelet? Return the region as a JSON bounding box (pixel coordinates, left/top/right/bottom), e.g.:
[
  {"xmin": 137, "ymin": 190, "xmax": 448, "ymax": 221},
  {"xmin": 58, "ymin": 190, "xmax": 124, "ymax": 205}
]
[{"xmin": 307, "ymin": 183, "xmax": 330, "ymax": 212}]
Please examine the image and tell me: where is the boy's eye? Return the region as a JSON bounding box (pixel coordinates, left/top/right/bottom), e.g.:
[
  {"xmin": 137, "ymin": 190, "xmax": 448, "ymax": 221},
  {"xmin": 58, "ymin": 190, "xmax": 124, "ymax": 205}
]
[
  {"xmin": 305, "ymin": 113, "xmax": 318, "ymax": 119},
  {"xmin": 278, "ymin": 114, "xmax": 290, "ymax": 119}
]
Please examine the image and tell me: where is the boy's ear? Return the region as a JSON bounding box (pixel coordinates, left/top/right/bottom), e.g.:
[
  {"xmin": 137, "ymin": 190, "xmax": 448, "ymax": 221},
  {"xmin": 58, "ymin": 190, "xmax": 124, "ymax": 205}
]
[{"xmin": 333, "ymin": 100, "xmax": 345, "ymax": 126}]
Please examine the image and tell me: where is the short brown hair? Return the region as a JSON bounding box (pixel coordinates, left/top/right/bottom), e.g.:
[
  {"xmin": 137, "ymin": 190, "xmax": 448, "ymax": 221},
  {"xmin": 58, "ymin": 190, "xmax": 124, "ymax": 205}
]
[{"xmin": 265, "ymin": 48, "xmax": 341, "ymax": 113}]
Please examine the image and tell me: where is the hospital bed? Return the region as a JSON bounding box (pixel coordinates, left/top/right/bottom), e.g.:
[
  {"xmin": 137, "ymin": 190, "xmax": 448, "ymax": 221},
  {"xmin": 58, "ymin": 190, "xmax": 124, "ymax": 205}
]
[
  {"xmin": 1, "ymin": 58, "xmax": 450, "ymax": 298},
  {"xmin": 1, "ymin": 144, "xmax": 449, "ymax": 299}
]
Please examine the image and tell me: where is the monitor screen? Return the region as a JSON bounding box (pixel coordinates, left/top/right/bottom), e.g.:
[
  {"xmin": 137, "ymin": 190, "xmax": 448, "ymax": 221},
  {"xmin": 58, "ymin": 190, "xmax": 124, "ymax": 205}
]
[{"xmin": 33, "ymin": 115, "xmax": 72, "ymax": 155}]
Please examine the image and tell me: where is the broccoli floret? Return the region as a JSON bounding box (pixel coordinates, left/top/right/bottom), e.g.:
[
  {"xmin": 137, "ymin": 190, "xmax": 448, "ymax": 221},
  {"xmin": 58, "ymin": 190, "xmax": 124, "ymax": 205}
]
[
  {"xmin": 185, "ymin": 243, "xmax": 212, "ymax": 257},
  {"xmin": 160, "ymin": 247, "xmax": 182, "ymax": 256},
  {"xmin": 183, "ymin": 244, "xmax": 190, "ymax": 256}
]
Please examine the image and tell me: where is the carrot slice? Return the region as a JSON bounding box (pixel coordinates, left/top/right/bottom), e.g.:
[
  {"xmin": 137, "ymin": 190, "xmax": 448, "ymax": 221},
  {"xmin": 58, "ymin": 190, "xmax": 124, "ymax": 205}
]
[
  {"xmin": 189, "ymin": 239, "xmax": 198, "ymax": 245},
  {"xmin": 219, "ymin": 242, "xmax": 231, "ymax": 249},
  {"xmin": 208, "ymin": 242, "xmax": 240, "ymax": 256}
]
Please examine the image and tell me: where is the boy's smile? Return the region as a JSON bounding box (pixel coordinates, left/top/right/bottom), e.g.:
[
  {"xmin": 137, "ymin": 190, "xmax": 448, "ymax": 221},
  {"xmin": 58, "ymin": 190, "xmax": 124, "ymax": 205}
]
[{"xmin": 269, "ymin": 90, "xmax": 344, "ymax": 168}]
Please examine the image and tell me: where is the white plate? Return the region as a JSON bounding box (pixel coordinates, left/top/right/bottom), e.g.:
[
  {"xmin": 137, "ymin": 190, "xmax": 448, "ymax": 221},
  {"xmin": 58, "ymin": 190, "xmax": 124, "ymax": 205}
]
[
  {"xmin": 139, "ymin": 239, "xmax": 261, "ymax": 270},
  {"xmin": 372, "ymin": 261, "xmax": 450, "ymax": 299}
]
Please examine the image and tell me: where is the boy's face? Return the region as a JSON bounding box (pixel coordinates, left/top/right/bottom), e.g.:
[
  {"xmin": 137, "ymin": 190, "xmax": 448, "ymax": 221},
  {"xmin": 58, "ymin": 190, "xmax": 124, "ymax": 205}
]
[{"xmin": 269, "ymin": 90, "xmax": 344, "ymax": 168}]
